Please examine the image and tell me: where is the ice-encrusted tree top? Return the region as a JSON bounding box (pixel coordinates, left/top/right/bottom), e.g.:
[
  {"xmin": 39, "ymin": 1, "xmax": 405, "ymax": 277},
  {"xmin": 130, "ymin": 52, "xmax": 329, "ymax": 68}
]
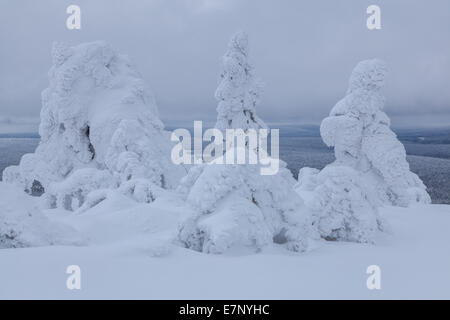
[
  {"xmin": 347, "ymin": 58, "xmax": 388, "ymax": 94},
  {"xmin": 40, "ymin": 41, "xmax": 163, "ymax": 165},
  {"xmin": 3, "ymin": 41, "xmax": 185, "ymax": 208},
  {"xmin": 214, "ymin": 31, "xmax": 267, "ymax": 132},
  {"xmin": 320, "ymin": 59, "xmax": 430, "ymax": 206}
]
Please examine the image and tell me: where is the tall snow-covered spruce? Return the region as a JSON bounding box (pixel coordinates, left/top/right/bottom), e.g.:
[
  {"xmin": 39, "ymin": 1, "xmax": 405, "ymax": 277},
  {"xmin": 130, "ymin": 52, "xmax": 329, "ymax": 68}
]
[
  {"xmin": 296, "ymin": 59, "xmax": 430, "ymax": 243},
  {"xmin": 3, "ymin": 41, "xmax": 186, "ymax": 210},
  {"xmin": 177, "ymin": 32, "xmax": 313, "ymax": 254}
]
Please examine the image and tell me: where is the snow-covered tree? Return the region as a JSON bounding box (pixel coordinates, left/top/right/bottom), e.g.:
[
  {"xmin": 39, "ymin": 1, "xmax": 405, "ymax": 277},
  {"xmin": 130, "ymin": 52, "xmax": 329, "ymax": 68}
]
[
  {"xmin": 320, "ymin": 59, "xmax": 430, "ymax": 207},
  {"xmin": 296, "ymin": 59, "xmax": 429, "ymax": 243},
  {"xmin": 3, "ymin": 41, "xmax": 186, "ymax": 209},
  {"xmin": 178, "ymin": 151, "xmax": 312, "ymax": 253},
  {"xmin": 215, "ymin": 31, "xmax": 266, "ymax": 133},
  {"xmin": 177, "ymin": 33, "xmax": 313, "ymax": 254}
]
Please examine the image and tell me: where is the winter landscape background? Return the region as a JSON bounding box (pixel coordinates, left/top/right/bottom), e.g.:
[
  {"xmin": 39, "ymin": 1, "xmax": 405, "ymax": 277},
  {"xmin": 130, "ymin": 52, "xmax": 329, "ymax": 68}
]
[
  {"xmin": 1, "ymin": 0, "xmax": 449, "ymax": 300},
  {"xmin": 2, "ymin": 127, "xmax": 450, "ymax": 204}
]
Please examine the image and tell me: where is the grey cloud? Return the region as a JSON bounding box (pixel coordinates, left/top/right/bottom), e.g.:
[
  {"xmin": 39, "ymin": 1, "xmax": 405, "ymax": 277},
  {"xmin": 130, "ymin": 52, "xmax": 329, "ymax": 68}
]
[{"xmin": 0, "ymin": 0, "xmax": 449, "ymax": 131}]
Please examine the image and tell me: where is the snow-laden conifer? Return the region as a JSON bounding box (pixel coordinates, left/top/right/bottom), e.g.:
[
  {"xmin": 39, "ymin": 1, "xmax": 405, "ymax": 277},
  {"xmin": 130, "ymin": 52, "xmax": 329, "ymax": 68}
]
[
  {"xmin": 177, "ymin": 33, "xmax": 312, "ymax": 253},
  {"xmin": 3, "ymin": 41, "xmax": 186, "ymax": 209}
]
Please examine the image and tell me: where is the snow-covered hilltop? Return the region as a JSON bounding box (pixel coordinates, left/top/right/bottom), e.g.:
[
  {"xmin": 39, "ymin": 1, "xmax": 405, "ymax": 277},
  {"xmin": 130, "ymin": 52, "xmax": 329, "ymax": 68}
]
[
  {"xmin": 3, "ymin": 41, "xmax": 186, "ymax": 211},
  {"xmin": 0, "ymin": 36, "xmax": 449, "ymax": 299},
  {"xmin": 0, "ymin": 41, "xmax": 435, "ymax": 251},
  {"xmin": 0, "ymin": 38, "xmax": 443, "ymax": 261}
]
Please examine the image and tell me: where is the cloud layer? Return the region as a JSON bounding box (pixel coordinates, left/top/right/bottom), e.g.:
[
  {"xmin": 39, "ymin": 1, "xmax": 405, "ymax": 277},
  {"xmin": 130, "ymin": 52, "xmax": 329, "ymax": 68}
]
[{"xmin": 0, "ymin": 0, "xmax": 449, "ymax": 131}]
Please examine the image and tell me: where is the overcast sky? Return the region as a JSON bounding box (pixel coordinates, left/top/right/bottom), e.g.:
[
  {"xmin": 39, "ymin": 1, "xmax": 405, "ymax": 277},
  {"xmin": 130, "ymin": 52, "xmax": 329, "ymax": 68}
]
[{"xmin": 0, "ymin": 0, "xmax": 449, "ymax": 133}]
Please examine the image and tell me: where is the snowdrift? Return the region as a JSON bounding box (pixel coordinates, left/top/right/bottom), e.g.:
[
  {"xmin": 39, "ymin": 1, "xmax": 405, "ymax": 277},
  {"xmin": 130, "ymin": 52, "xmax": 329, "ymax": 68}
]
[
  {"xmin": 0, "ymin": 191, "xmax": 449, "ymax": 299},
  {"xmin": 0, "ymin": 182, "xmax": 80, "ymax": 248}
]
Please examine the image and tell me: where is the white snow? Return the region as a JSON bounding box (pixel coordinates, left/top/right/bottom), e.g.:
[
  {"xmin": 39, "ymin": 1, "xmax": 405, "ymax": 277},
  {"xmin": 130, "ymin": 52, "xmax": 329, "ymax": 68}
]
[
  {"xmin": 0, "ymin": 183, "xmax": 81, "ymax": 249},
  {"xmin": 0, "ymin": 182, "xmax": 449, "ymax": 299}
]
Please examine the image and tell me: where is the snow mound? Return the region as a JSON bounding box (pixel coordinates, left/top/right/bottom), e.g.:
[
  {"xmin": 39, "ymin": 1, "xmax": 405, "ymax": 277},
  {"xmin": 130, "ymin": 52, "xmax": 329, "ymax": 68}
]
[
  {"xmin": 1, "ymin": 203, "xmax": 450, "ymax": 299},
  {"xmin": 3, "ymin": 41, "xmax": 186, "ymax": 209},
  {"xmin": 0, "ymin": 182, "xmax": 80, "ymax": 248}
]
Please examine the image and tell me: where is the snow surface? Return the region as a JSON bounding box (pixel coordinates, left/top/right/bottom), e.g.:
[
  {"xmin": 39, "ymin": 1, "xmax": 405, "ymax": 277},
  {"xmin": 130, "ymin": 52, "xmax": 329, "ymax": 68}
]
[
  {"xmin": 0, "ymin": 182, "xmax": 449, "ymax": 299},
  {"xmin": 0, "ymin": 183, "xmax": 81, "ymax": 248}
]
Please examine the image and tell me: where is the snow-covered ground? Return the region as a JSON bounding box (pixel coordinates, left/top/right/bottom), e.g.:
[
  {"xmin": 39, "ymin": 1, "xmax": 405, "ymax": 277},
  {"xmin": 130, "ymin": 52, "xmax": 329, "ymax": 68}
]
[{"xmin": 1, "ymin": 187, "xmax": 449, "ymax": 299}]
